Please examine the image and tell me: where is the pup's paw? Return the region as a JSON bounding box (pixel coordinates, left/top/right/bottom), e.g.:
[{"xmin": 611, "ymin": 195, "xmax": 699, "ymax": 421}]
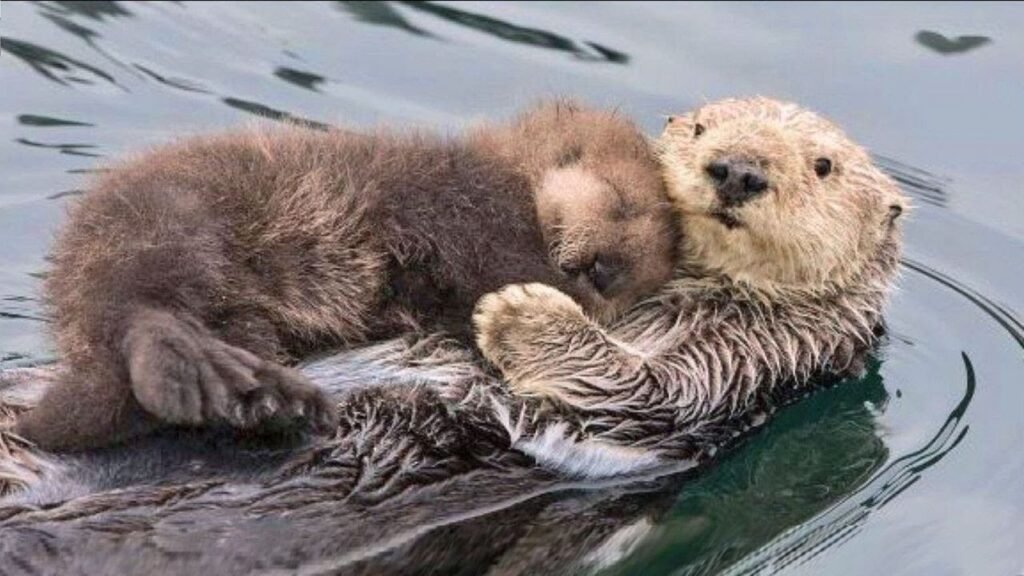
[
  {"xmin": 473, "ymin": 283, "xmax": 587, "ymax": 373},
  {"xmin": 125, "ymin": 310, "xmax": 335, "ymax": 434}
]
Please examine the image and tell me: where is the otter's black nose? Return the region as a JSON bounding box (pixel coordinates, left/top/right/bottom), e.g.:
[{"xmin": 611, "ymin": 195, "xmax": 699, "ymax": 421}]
[{"xmin": 705, "ymin": 157, "xmax": 769, "ymax": 205}]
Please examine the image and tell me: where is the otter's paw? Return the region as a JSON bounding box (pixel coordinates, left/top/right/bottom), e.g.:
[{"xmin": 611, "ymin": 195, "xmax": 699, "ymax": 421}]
[
  {"xmin": 125, "ymin": 311, "xmax": 335, "ymax": 433},
  {"xmin": 473, "ymin": 283, "xmax": 588, "ymax": 374}
]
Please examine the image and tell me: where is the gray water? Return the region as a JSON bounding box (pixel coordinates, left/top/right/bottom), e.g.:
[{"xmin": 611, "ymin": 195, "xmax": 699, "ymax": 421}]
[{"xmin": 1, "ymin": 2, "xmax": 1022, "ymax": 574}]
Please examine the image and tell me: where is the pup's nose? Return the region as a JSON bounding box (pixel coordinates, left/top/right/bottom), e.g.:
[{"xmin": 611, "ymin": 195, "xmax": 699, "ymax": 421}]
[
  {"xmin": 705, "ymin": 156, "xmax": 769, "ymax": 205},
  {"xmin": 587, "ymin": 259, "xmax": 620, "ymax": 294}
]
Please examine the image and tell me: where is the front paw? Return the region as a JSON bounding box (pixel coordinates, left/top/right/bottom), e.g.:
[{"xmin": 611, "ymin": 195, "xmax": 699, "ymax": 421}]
[{"xmin": 473, "ymin": 283, "xmax": 588, "ymax": 375}]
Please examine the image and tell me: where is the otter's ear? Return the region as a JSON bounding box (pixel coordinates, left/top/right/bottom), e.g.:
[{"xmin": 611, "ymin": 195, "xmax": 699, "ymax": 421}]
[{"xmin": 886, "ymin": 203, "xmax": 905, "ymax": 226}]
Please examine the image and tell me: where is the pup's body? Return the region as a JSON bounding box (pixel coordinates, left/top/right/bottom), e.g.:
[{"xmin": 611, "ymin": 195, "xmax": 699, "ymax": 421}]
[{"xmin": 17, "ymin": 102, "xmax": 677, "ymax": 451}]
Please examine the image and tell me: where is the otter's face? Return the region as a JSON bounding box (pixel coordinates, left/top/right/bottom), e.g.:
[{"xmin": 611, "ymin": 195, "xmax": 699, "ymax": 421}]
[
  {"xmin": 659, "ymin": 97, "xmax": 909, "ymax": 290},
  {"xmin": 535, "ymin": 163, "xmax": 678, "ymax": 323}
]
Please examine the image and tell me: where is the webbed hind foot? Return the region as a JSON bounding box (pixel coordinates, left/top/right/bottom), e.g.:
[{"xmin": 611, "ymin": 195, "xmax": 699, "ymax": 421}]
[{"xmin": 125, "ymin": 309, "xmax": 336, "ymax": 434}]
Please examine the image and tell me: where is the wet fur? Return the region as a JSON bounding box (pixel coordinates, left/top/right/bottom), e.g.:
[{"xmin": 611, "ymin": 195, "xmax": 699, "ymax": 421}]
[
  {"xmin": 474, "ymin": 97, "xmax": 909, "ymax": 457},
  {"xmin": 0, "ymin": 330, "xmax": 876, "ymax": 575},
  {"xmin": 0, "ymin": 98, "xmax": 907, "ymax": 574},
  {"xmin": 17, "ymin": 101, "xmax": 676, "ymax": 451}
]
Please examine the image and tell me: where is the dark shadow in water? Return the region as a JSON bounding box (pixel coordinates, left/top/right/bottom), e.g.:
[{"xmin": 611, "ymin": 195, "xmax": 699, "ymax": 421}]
[
  {"xmin": 16, "ymin": 115, "xmax": 93, "ymax": 128},
  {"xmin": 132, "ymin": 63, "xmax": 211, "ymax": 94},
  {"xmin": 335, "ymin": 0, "xmax": 437, "ymax": 38},
  {"xmin": 221, "ymin": 97, "xmax": 330, "ymax": 131},
  {"xmin": 0, "ymin": 294, "xmax": 48, "ymax": 323},
  {"xmin": 0, "ymin": 354, "xmax": 30, "ymax": 364},
  {"xmin": 1, "ymin": 37, "xmax": 121, "ymax": 88},
  {"xmin": 40, "ymin": 11, "xmax": 100, "ymax": 45},
  {"xmin": 33, "ymin": 1, "xmax": 145, "ymax": 85},
  {"xmin": 66, "ymin": 168, "xmax": 108, "ymax": 175},
  {"xmin": 395, "ymin": 1, "xmax": 630, "ymax": 64},
  {"xmin": 274, "ymin": 66, "xmax": 327, "ymax": 93},
  {"xmin": 14, "ymin": 138, "xmax": 101, "ymax": 158},
  {"xmin": 46, "ymin": 190, "xmax": 86, "ymax": 201},
  {"xmin": 593, "ymin": 361, "xmax": 892, "ymax": 576},
  {"xmin": 710, "ymin": 259, "xmax": 1015, "ymax": 574},
  {"xmin": 0, "ymin": 312, "xmax": 48, "ymax": 323},
  {"xmin": 875, "ymin": 155, "xmax": 950, "ymax": 208},
  {"xmin": 915, "ymin": 30, "xmax": 991, "ymax": 55},
  {"xmin": 45, "ymin": 1, "xmax": 134, "ymax": 22},
  {"xmin": 719, "ymin": 351, "xmax": 975, "ymax": 576}
]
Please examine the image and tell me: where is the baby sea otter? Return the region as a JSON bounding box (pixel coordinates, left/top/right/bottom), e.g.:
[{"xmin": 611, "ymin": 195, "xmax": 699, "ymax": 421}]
[
  {"xmin": 17, "ymin": 101, "xmax": 678, "ymax": 451},
  {"xmin": 474, "ymin": 97, "xmax": 909, "ymax": 464}
]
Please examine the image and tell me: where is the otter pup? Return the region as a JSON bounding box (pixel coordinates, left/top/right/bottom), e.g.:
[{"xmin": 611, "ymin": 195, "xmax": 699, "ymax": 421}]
[
  {"xmin": 17, "ymin": 101, "xmax": 677, "ymax": 451},
  {"xmin": 474, "ymin": 97, "xmax": 909, "ymax": 462}
]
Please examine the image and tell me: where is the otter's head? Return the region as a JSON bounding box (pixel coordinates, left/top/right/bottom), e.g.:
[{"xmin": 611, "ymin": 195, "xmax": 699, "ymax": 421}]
[
  {"xmin": 535, "ymin": 161, "xmax": 678, "ymax": 323},
  {"xmin": 659, "ymin": 97, "xmax": 909, "ymax": 292},
  {"xmin": 469, "ymin": 99, "xmax": 679, "ymax": 321}
]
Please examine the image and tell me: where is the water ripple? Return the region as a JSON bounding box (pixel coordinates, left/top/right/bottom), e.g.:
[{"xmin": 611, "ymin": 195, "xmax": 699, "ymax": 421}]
[{"xmin": 720, "ymin": 256, "xmax": 1024, "ymax": 574}]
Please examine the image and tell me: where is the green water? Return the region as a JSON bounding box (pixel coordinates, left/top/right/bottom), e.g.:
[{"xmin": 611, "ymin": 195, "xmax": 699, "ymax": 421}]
[{"xmin": 1, "ymin": 2, "xmax": 1021, "ymax": 574}]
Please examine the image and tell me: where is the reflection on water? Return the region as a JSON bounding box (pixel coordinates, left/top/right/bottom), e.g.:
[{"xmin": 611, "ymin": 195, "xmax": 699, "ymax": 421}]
[
  {"xmin": 876, "ymin": 156, "xmax": 950, "ymax": 208},
  {"xmin": 16, "ymin": 115, "xmax": 93, "ymax": 128},
  {"xmin": 904, "ymin": 259, "xmax": 1024, "ymax": 349},
  {"xmin": 0, "ymin": 38, "xmax": 121, "ymax": 88},
  {"xmin": 44, "ymin": 1, "xmax": 134, "ymax": 22},
  {"xmin": 0, "ymin": 295, "xmax": 47, "ymax": 323},
  {"xmin": 915, "ymin": 30, "xmax": 992, "ymax": 55},
  {"xmin": 274, "ymin": 66, "xmax": 327, "ymax": 92},
  {"xmin": 221, "ymin": 97, "xmax": 329, "ymax": 130},
  {"xmin": 35, "ymin": 1, "xmax": 131, "ymax": 53},
  {"xmin": 723, "ymin": 353, "xmax": 974, "ymax": 575},
  {"xmin": 13, "ymin": 138, "xmax": 101, "ymax": 158},
  {"xmin": 397, "ymin": 1, "xmax": 630, "ymax": 64},
  {"xmin": 133, "ymin": 63, "xmax": 211, "ymax": 94},
  {"xmin": 334, "ymin": 0, "xmax": 437, "ymax": 38},
  {"xmin": 595, "ymin": 362, "xmax": 891, "ymax": 576},
  {"xmin": 334, "ymin": 0, "xmax": 631, "ymax": 64}
]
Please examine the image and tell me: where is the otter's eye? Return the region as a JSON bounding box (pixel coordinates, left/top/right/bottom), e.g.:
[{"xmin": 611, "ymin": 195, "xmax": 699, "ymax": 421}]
[
  {"xmin": 694, "ymin": 123, "xmax": 705, "ymax": 138},
  {"xmin": 814, "ymin": 157, "xmax": 833, "ymax": 178},
  {"xmin": 557, "ymin": 145, "xmax": 583, "ymax": 167}
]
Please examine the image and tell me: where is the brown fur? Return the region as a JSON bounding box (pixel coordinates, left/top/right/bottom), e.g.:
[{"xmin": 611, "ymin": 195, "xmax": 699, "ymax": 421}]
[
  {"xmin": 17, "ymin": 101, "xmax": 677, "ymax": 451},
  {"xmin": 474, "ymin": 97, "xmax": 909, "ymax": 457}
]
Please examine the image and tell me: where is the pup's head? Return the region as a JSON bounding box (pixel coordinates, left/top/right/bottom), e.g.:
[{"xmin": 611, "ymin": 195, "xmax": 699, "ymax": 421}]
[
  {"xmin": 535, "ymin": 162, "xmax": 678, "ymax": 323},
  {"xmin": 658, "ymin": 97, "xmax": 908, "ymax": 292},
  {"xmin": 470, "ymin": 99, "xmax": 679, "ymax": 321}
]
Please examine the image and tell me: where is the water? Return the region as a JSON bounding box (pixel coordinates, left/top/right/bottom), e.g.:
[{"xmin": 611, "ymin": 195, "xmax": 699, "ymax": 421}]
[{"xmin": 1, "ymin": 2, "xmax": 1021, "ymax": 574}]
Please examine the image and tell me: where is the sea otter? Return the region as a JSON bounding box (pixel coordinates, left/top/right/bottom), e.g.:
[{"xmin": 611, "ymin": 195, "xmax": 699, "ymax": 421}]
[
  {"xmin": 15, "ymin": 101, "xmax": 677, "ymax": 451},
  {"xmin": 473, "ymin": 96, "xmax": 909, "ymax": 464},
  {"xmin": 0, "ymin": 97, "xmax": 908, "ymax": 574}
]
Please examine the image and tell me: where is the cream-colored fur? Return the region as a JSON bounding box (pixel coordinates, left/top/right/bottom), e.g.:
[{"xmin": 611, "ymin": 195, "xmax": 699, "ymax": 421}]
[
  {"xmin": 474, "ymin": 97, "xmax": 910, "ymax": 459},
  {"xmin": 659, "ymin": 97, "xmax": 908, "ymax": 292}
]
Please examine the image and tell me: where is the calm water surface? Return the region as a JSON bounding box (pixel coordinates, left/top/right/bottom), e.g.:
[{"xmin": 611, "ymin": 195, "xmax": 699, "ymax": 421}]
[{"xmin": 1, "ymin": 2, "xmax": 1022, "ymax": 574}]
